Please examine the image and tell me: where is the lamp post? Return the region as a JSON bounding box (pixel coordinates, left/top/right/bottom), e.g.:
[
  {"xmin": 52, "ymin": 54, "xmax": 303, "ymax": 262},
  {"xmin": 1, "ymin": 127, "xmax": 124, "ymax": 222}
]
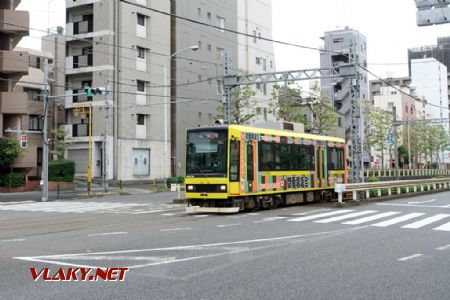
[{"xmin": 163, "ymin": 45, "xmax": 199, "ymax": 181}]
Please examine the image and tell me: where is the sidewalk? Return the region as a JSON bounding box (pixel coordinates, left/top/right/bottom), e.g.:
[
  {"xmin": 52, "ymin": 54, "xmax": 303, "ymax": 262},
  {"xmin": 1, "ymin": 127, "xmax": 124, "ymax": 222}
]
[{"xmin": 0, "ymin": 184, "xmax": 161, "ymax": 204}]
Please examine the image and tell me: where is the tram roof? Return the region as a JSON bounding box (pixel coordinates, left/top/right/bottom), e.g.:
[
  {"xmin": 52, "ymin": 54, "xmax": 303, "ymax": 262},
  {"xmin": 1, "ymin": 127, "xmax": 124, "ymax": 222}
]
[{"xmin": 188, "ymin": 125, "xmax": 345, "ymax": 143}]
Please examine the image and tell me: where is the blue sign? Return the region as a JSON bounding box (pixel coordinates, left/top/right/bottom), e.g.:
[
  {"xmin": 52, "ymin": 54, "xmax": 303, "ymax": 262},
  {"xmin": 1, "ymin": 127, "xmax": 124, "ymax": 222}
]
[{"xmin": 387, "ymin": 133, "xmax": 393, "ymax": 145}]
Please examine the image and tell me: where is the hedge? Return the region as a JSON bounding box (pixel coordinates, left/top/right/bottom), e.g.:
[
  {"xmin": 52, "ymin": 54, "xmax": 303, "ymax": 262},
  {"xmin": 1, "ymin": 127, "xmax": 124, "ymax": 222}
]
[
  {"xmin": 166, "ymin": 176, "xmax": 184, "ymax": 188},
  {"xmin": 0, "ymin": 172, "xmax": 25, "ymax": 188},
  {"xmin": 48, "ymin": 160, "xmax": 75, "ymax": 182}
]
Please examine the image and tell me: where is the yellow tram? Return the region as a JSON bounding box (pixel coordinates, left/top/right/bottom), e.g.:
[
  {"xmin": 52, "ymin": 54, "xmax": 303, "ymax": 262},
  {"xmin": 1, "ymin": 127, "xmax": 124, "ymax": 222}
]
[{"xmin": 185, "ymin": 125, "xmax": 347, "ymax": 213}]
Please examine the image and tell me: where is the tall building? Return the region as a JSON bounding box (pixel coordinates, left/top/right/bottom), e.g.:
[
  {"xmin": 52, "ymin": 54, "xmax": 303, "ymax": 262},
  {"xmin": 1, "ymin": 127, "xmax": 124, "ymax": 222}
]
[
  {"xmin": 171, "ymin": 0, "xmax": 239, "ymax": 176},
  {"xmin": 63, "ymin": 0, "xmax": 170, "ymax": 181},
  {"xmin": 0, "ymin": 1, "xmax": 50, "ymax": 176},
  {"xmin": 320, "ymin": 27, "xmax": 369, "ymax": 166},
  {"xmin": 408, "ymin": 37, "xmax": 450, "ymax": 124},
  {"xmin": 237, "ymin": 0, "xmax": 276, "ymax": 124}
]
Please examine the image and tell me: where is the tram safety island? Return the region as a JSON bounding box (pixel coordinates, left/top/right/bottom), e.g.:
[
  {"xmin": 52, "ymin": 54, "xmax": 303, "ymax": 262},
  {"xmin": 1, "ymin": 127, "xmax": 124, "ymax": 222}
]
[{"xmin": 185, "ymin": 125, "xmax": 347, "ymax": 213}]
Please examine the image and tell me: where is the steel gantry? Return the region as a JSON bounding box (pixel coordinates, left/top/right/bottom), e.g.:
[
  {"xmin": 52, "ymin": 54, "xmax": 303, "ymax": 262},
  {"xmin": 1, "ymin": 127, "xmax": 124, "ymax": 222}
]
[{"xmin": 222, "ymin": 64, "xmax": 363, "ymax": 182}]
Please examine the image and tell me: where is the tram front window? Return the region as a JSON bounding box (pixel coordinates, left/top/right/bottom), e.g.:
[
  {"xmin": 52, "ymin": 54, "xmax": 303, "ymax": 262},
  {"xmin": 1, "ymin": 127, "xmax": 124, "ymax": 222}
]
[{"xmin": 186, "ymin": 129, "xmax": 228, "ymax": 177}]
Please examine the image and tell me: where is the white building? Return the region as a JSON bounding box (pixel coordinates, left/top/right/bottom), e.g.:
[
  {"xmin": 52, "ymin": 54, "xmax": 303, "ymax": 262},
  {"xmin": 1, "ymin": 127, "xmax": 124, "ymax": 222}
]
[{"xmin": 237, "ymin": 0, "xmax": 276, "ymax": 123}]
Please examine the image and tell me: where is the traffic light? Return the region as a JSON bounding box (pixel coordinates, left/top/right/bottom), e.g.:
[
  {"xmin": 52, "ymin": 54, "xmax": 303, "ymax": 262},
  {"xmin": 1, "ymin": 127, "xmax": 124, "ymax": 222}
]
[
  {"xmin": 84, "ymin": 87, "xmax": 104, "ymax": 97},
  {"xmin": 20, "ymin": 134, "xmax": 27, "ymax": 148}
]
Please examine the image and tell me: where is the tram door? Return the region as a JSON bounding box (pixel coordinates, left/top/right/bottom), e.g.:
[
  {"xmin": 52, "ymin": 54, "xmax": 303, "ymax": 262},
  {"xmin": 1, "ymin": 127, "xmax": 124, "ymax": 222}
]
[
  {"xmin": 315, "ymin": 145, "xmax": 325, "ymax": 188},
  {"xmin": 246, "ymin": 141, "xmax": 257, "ymax": 193}
]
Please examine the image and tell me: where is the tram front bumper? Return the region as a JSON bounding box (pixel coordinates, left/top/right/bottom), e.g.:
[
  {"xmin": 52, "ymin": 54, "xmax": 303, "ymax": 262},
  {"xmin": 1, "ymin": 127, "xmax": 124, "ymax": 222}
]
[{"xmin": 186, "ymin": 206, "xmax": 240, "ymax": 214}]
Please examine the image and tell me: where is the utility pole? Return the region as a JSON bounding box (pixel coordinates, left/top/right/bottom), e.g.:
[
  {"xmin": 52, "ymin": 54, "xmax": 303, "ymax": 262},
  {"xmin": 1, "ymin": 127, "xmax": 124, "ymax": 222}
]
[
  {"xmin": 223, "ymin": 51, "xmax": 232, "ymax": 124},
  {"xmin": 393, "ymin": 106, "xmax": 400, "ymax": 180},
  {"xmin": 41, "ymin": 58, "xmax": 49, "ymax": 202},
  {"xmin": 103, "ymin": 81, "xmax": 109, "ymax": 193}
]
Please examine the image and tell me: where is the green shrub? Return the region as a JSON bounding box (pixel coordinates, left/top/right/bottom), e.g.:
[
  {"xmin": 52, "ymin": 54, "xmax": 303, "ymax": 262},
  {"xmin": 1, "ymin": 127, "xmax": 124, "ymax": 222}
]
[
  {"xmin": 48, "ymin": 160, "xmax": 75, "ymax": 182},
  {"xmin": 0, "ymin": 172, "xmax": 25, "ymax": 188},
  {"xmin": 166, "ymin": 176, "xmax": 184, "ymax": 188}
]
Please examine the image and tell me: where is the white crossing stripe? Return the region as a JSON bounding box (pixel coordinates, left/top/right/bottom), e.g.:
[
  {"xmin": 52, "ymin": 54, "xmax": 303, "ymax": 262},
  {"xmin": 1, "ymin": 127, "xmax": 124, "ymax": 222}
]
[
  {"xmin": 402, "ymin": 214, "xmax": 450, "ymax": 229},
  {"xmin": 342, "ymin": 212, "xmax": 400, "ymax": 225},
  {"xmin": 433, "ymin": 222, "xmax": 450, "ymax": 232},
  {"xmin": 315, "ymin": 210, "xmax": 377, "ymax": 224},
  {"xmin": 287, "ymin": 210, "xmax": 354, "ymax": 222},
  {"xmin": 371, "ymin": 213, "xmax": 426, "ymax": 227}
]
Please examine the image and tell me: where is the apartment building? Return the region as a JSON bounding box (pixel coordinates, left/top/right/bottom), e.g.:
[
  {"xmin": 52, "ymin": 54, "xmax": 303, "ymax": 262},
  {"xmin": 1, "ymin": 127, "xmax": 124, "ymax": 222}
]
[
  {"xmin": 63, "ymin": 0, "xmax": 170, "ymax": 181},
  {"xmin": 369, "ymin": 77, "xmax": 412, "ymax": 104},
  {"xmin": 0, "ymin": 1, "xmax": 51, "ymax": 176},
  {"xmin": 171, "ymin": 0, "xmax": 239, "ymax": 176},
  {"xmin": 237, "ymin": 0, "xmax": 276, "ymax": 124}
]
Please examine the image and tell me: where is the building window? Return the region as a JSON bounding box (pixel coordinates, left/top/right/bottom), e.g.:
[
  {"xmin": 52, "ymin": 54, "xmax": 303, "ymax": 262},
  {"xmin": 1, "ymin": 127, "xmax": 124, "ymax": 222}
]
[
  {"xmin": 137, "ymin": 80, "xmax": 145, "ymax": 92},
  {"xmin": 256, "ymin": 83, "xmax": 261, "ymax": 90},
  {"xmin": 256, "ymin": 57, "xmax": 261, "ymax": 65},
  {"xmin": 207, "ymin": 44, "xmax": 212, "ymax": 52},
  {"xmin": 217, "ymin": 79, "xmax": 224, "ymax": 95},
  {"xmin": 216, "ymin": 47, "xmax": 224, "ymax": 62},
  {"xmin": 262, "ymin": 58, "xmax": 267, "ymax": 71},
  {"xmin": 270, "ymin": 60, "xmax": 273, "ymax": 69},
  {"xmin": 137, "ymin": 14, "xmax": 146, "ymax": 26},
  {"xmin": 253, "ymin": 30, "xmax": 257, "ymax": 43},
  {"xmin": 25, "ymin": 88, "xmax": 42, "ymax": 101},
  {"xmin": 263, "ymin": 84, "xmax": 267, "ymax": 95},
  {"xmin": 207, "ymin": 12, "xmax": 211, "ymax": 19},
  {"xmin": 197, "ymin": 8, "xmax": 201, "ymax": 16},
  {"xmin": 216, "ymin": 16, "xmax": 225, "ymax": 31},
  {"xmin": 197, "ymin": 40, "xmax": 202, "ymax": 50},
  {"xmin": 333, "ymin": 37, "xmax": 344, "ymax": 43},
  {"xmin": 29, "ymin": 115, "xmax": 43, "ymax": 131},
  {"xmin": 137, "ymin": 47, "xmax": 146, "ymax": 59},
  {"xmin": 137, "ymin": 114, "xmax": 146, "ymax": 125}
]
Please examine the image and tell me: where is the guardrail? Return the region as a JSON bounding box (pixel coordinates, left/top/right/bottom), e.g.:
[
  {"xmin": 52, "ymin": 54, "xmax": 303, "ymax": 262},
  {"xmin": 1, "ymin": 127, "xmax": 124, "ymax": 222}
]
[
  {"xmin": 335, "ymin": 178, "xmax": 450, "ymax": 203},
  {"xmin": 364, "ymin": 169, "xmax": 450, "ymax": 178}
]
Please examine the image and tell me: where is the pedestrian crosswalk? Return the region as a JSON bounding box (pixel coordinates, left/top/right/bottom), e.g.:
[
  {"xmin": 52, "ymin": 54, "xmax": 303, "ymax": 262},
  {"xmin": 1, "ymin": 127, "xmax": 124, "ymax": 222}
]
[
  {"xmin": 0, "ymin": 201, "xmax": 184, "ymax": 215},
  {"xmin": 286, "ymin": 209, "xmax": 450, "ymax": 232}
]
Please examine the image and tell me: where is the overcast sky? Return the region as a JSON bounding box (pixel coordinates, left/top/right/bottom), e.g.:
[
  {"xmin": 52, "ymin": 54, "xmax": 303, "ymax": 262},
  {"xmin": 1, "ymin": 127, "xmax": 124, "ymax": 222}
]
[{"xmin": 17, "ymin": 0, "xmax": 450, "ymax": 79}]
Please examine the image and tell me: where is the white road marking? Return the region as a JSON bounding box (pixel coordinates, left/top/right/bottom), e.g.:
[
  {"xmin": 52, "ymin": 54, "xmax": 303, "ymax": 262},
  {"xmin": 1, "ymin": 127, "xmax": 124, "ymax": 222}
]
[
  {"xmin": 402, "ymin": 214, "xmax": 450, "ymax": 229},
  {"xmin": 436, "ymin": 244, "xmax": 450, "ymax": 251},
  {"xmin": 1, "ymin": 238, "xmax": 26, "ymax": 242},
  {"xmin": 217, "ymin": 224, "xmax": 241, "ymax": 228},
  {"xmin": 408, "ymin": 199, "xmax": 436, "ymax": 204},
  {"xmin": 342, "ymin": 212, "xmax": 400, "ymax": 225},
  {"xmin": 87, "ymin": 232, "xmax": 127, "ymax": 237},
  {"xmin": 371, "ymin": 213, "xmax": 426, "ymax": 227},
  {"xmin": 15, "ymin": 226, "xmax": 367, "ymax": 269},
  {"xmin": 433, "ymin": 222, "xmax": 450, "ymax": 232},
  {"xmin": 288, "ymin": 210, "xmax": 354, "ymax": 222},
  {"xmin": 160, "ymin": 228, "xmax": 191, "ymax": 232},
  {"xmin": 254, "ymin": 217, "xmax": 287, "ymax": 223},
  {"xmin": 398, "ymin": 254, "xmax": 423, "ymax": 261},
  {"xmin": 315, "ymin": 210, "xmax": 377, "ymax": 224},
  {"xmin": 377, "ymin": 203, "xmax": 450, "ymax": 209},
  {"xmin": 130, "ymin": 210, "xmax": 167, "ymax": 215},
  {"xmin": 194, "ymin": 215, "xmax": 208, "ymax": 218},
  {"xmin": 290, "ymin": 208, "xmax": 331, "ymax": 216}
]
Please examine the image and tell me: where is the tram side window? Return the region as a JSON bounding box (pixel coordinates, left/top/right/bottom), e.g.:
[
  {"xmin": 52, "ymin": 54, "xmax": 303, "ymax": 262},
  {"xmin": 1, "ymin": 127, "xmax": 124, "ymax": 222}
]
[
  {"xmin": 280, "ymin": 144, "xmax": 291, "ymax": 170},
  {"xmin": 328, "ymin": 147, "xmax": 344, "ymax": 170},
  {"xmin": 258, "ymin": 141, "xmax": 274, "ymax": 171},
  {"xmin": 230, "ymin": 140, "xmax": 240, "ymax": 181}
]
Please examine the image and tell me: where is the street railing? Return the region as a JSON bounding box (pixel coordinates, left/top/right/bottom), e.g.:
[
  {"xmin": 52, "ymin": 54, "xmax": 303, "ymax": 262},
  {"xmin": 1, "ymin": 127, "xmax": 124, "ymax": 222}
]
[
  {"xmin": 335, "ymin": 178, "xmax": 450, "ymax": 203},
  {"xmin": 364, "ymin": 168, "xmax": 450, "ymax": 178}
]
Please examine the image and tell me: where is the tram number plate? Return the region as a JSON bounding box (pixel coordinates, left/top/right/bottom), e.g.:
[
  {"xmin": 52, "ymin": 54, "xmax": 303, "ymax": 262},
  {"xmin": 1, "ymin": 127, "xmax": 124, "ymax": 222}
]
[{"xmin": 287, "ymin": 176, "xmax": 309, "ymax": 189}]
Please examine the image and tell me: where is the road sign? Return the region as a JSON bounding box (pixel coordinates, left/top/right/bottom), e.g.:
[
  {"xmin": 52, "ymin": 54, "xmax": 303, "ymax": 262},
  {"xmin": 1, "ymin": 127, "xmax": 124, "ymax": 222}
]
[
  {"xmin": 387, "ymin": 133, "xmax": 393, "ymax": 145},
  {"xmin": 20, "ymin": 134, "xmax": 27, "ymax": 148}
]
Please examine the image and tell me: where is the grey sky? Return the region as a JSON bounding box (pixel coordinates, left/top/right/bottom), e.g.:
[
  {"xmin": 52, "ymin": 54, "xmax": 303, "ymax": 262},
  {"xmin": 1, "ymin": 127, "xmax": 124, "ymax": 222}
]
[{"xmin": 17, "ymin": 0, "xmax": 450, "ymax": 79}]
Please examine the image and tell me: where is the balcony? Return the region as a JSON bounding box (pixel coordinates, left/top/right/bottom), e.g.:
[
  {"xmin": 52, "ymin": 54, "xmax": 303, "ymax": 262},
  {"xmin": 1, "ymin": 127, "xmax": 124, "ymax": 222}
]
[
  {"xmin": 0, "ymin": 50, "xmax": 28, "ymax": 74},
  {"xmin": 0, "ymin": 92, "xmax": 28, "ymax": 114},
  {"xmin": 66, "ymin": 19, "xmax": 93, "ymax": 38},
  {"xmin": 66, "ymin": 0, "xmax": 96, "ymax": 9},
  {"xmin": 0, "ymin": 9, "xmax": 29, "ymax": 35},
  {"xmin": 72, "ymin": 123, "xmax": 89, "ymax": 137},
  {"xmin": 66, "ymin": 54, "xmax": 93, "ymax": 74}
]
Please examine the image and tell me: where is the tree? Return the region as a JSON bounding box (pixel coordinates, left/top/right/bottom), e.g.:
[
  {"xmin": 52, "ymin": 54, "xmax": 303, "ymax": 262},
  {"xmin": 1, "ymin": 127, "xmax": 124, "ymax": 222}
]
[
  {"xmin": 50, "ymin": 128, "xmax": 69, "ymax": 160},
  {"xmin": 215, "ymin": 77, "xmax": 258, "ymax": 125},
  {"xmin": 366, "ymin": 106, "xmax": 393, "ymax": 168},
  {"xmin": 397, "ymin": 145, "xmax": 409, "ymax": 168},
  {"xmin": 272, "ymin": 84, "xmax": 340, "ymax": 135},
  {"xmin": 0, "ymin": 137, "xmax": 22, "ymax": 170}
]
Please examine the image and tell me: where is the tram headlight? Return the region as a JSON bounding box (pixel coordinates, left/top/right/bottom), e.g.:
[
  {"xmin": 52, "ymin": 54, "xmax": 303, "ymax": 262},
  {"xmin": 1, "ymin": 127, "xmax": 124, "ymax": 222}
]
[
  {"xmin": 220, "ymin": 185, "xmax": 227, "ymax": 191},
  {"xmin": 187, "ymin": 185, "xmax": 194, "ymax": 191}
]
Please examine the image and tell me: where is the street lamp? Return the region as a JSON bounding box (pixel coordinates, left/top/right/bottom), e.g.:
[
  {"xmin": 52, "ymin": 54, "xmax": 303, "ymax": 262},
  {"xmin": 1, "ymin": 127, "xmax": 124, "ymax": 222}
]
[{"xmin": 163, "ymin": 45, "xmax": 199, "ymax": 180}]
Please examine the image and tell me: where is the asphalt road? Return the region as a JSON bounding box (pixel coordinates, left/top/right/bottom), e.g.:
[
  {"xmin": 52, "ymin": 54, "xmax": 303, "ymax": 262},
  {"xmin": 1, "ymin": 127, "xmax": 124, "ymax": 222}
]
[{"xmin": 2, "ymin": 191, "xmax": 450, "ymax": 299}]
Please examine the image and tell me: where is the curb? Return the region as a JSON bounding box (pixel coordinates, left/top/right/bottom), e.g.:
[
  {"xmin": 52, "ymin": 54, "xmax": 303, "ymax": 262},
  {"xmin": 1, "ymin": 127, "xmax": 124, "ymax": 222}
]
[{"xmin": 333, "ymin": 188, "xmax": 450, "ymax": 207}]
